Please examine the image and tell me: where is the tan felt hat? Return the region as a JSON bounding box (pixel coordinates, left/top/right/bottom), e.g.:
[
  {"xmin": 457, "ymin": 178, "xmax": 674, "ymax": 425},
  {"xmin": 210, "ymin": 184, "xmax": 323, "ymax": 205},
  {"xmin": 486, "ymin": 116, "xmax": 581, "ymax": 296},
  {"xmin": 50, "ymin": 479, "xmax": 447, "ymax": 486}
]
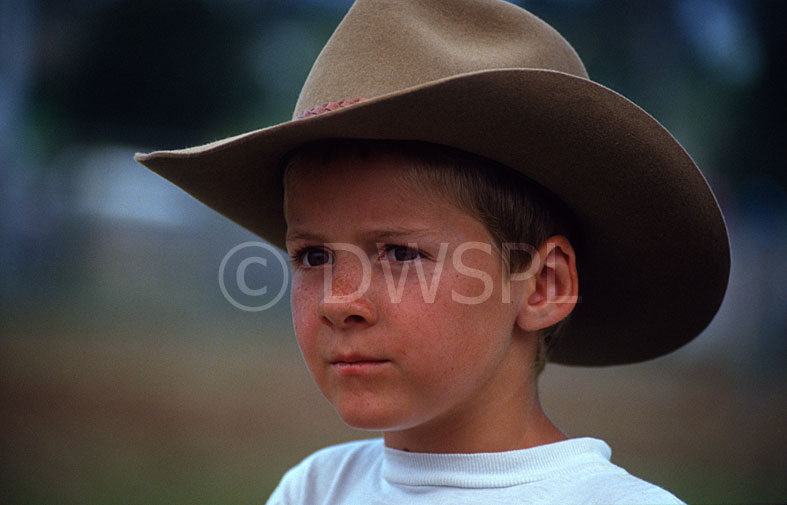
[{"xmin": 135, "ymin": 0, "xmax": 730, "ymax": 366}]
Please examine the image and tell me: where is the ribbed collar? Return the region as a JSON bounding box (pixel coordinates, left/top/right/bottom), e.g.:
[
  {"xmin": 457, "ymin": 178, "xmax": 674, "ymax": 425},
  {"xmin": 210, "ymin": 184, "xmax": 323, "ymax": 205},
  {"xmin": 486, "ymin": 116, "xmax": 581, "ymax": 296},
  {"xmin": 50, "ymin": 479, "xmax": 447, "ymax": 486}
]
[{"xmin": 382, "ymin": 437, "xmax": 612, "ymax": 488}]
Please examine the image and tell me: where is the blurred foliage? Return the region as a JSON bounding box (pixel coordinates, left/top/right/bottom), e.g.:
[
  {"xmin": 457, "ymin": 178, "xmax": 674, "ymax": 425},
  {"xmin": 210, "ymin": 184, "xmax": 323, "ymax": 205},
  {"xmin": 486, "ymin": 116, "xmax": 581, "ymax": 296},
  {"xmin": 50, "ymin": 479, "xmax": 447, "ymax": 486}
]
[
  {"xmin": 27, "ymin": 0, "xmax": 352, "ymax": 155},
  {"xmin": 32, "ymin": 0, "xmax": 254, "ymax": 151}
]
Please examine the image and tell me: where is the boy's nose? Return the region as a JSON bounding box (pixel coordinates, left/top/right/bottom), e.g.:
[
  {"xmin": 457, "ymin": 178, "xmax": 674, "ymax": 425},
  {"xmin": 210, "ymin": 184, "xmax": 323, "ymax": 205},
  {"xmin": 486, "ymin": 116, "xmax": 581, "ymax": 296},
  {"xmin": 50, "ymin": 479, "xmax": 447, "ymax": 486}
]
[
  {"xmin": 318, "ymin": 294, "xmax": 378, "ymax": 328},
  {"xmin": 318, "ymin": 262, "xmax": 378, "ymax": 328}
]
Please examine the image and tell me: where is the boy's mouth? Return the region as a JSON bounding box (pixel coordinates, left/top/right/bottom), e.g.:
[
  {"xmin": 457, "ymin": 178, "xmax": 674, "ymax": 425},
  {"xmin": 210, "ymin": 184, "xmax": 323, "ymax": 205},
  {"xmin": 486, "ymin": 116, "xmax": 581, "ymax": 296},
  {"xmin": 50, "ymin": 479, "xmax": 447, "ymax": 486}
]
[
  {"xmin": 330, "ymin": 355, "xmax": 390, "ymax": 375},
  {"xmin": 330, "ymin": 352, "xmax": 386, "ymax": 363}
]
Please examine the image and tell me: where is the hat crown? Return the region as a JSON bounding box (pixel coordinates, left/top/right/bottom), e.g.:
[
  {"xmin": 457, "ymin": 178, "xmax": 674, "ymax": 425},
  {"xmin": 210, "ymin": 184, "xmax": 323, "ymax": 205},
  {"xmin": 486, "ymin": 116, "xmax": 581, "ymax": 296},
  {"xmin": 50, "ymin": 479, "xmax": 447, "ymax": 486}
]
[{"xmin": 294, "ymin": 0, "xmax": 588, "ymax": 118}]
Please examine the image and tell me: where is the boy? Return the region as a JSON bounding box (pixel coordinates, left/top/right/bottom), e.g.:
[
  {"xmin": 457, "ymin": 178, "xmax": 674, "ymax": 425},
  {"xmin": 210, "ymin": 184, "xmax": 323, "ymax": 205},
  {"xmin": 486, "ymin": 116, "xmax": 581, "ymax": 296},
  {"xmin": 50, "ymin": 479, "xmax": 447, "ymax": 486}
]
[{"xmin": 135, "ymin": 0, "xmax": 730, "ymax": 503}]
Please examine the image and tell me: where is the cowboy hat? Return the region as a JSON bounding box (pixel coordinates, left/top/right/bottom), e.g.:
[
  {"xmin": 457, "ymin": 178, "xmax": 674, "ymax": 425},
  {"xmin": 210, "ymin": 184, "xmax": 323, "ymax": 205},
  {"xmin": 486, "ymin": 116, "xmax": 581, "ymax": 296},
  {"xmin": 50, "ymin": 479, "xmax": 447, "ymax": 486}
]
[{"xmin": 135, "ymin": 0, "xmax": 730, "ymax": 366}]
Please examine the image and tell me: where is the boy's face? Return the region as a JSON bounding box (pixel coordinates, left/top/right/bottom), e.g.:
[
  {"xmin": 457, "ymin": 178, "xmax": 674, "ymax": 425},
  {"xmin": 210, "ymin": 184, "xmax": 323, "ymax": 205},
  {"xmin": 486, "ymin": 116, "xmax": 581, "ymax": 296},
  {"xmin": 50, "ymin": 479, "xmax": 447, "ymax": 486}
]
[{"xmin": 284, "ymin": 153, "xmax": 533, "ymax": 446}]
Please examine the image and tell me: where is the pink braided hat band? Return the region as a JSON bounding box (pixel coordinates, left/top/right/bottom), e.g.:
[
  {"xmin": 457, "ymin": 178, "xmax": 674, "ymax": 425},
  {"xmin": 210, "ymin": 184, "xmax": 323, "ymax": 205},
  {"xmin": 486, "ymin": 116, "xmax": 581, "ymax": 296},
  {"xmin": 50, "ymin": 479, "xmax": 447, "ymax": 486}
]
[{"xmin": 296, "ymin": 97, "xmax": 368, "ymax": 119}]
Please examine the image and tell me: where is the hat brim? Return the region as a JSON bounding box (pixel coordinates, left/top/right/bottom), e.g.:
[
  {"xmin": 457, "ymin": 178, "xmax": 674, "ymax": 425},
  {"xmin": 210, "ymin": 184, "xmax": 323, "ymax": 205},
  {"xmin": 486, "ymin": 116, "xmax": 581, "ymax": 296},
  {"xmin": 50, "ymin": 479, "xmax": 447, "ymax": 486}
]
[{"xmin": 135, "ymin": 68, "xmax": 730, "ymax": 366}]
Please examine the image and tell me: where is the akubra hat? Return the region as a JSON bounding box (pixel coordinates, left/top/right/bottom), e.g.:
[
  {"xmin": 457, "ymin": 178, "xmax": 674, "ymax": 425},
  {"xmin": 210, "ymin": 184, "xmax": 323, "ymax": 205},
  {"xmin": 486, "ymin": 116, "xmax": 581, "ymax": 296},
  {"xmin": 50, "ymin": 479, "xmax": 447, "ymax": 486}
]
[{"xmin": 135, "ymin": 0, "xmax": 730, "ymax": 366}]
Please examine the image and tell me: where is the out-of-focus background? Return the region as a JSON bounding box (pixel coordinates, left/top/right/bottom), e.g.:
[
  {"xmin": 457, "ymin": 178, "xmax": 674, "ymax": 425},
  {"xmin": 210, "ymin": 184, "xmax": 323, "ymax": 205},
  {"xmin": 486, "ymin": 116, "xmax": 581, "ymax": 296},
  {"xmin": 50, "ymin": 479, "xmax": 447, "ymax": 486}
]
[{"xmin": 1, "ymin": 0, "xmax": 785, "ymax": 503}]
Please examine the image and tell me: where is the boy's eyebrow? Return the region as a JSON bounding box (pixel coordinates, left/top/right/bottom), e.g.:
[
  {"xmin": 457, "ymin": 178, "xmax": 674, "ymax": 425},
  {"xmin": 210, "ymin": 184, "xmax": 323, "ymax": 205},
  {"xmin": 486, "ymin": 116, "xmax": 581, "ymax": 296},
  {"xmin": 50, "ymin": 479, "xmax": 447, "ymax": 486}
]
[
  {"xmin": 363, "ymin": 227, "xmax": 437, "ymax": 241},
  {"xmin": 285, "ymin": 230, "xmax": 327, "ymax": 243},
  {"xmin": 285, "ymin": 226, "xmax": 440, "ymax": 243}
]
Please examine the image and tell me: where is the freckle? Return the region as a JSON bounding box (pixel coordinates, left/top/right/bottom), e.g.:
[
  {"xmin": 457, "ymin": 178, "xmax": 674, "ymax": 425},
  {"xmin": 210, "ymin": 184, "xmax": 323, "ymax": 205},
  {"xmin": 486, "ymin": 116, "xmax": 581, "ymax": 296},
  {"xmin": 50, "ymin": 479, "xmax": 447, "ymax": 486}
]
[{"xmin": 331, "ymin": 275, "xmax": 357, "ymax": 296}]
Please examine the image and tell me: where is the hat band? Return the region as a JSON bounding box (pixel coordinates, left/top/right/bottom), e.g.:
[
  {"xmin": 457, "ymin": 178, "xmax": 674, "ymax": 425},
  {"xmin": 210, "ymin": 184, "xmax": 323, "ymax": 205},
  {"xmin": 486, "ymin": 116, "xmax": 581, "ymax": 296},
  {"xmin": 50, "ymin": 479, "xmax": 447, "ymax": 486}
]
[{"xmin": 296, "ymin": 97, "xmax": 367, "ymax": 119}]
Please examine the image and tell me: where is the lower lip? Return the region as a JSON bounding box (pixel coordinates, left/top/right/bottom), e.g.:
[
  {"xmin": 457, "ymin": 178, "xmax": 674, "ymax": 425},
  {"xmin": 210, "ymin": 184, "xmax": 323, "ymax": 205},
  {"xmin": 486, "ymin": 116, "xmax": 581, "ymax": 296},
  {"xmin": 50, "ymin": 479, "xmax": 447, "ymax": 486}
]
[{"xmin": 332, "ymin": 360, "xmax": 389, "ymax": 376}]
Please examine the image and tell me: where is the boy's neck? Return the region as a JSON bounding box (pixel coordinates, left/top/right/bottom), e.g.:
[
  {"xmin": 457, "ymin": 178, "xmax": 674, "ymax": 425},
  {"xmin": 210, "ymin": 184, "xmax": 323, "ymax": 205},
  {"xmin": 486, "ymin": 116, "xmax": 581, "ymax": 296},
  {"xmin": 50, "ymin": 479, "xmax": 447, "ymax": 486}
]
[{"xmin": 383, "ymin": 374, "xmax": 566, "ymax": 454}]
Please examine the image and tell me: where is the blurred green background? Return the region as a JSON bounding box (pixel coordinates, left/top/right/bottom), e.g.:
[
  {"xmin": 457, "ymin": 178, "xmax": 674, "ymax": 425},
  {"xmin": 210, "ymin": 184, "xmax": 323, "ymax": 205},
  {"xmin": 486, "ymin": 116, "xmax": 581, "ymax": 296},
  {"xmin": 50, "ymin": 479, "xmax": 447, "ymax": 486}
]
[{"xmin": 1, "ymin": 0, "xmax": 785, "ymax": 503}]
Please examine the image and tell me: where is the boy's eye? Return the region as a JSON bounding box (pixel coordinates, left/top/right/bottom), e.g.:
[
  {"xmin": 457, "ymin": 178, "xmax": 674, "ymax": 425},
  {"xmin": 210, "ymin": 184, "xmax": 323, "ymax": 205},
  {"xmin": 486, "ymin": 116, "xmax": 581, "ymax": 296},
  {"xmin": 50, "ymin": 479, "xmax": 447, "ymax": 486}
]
[
  {"xmin": 384, "ymin": 245, "xmax": 421, "ymax": 262},
  {"xmin": 298, "ymin": 248, "xmax": 333, "ymax": 267}
]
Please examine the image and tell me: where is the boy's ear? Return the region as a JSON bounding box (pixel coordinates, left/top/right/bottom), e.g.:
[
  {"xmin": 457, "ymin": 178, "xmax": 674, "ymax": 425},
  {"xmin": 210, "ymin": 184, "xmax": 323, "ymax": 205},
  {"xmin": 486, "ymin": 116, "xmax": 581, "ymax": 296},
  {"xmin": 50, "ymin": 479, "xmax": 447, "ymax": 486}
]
[{"xmin": 516, "ymin": 235, "xmax": 579, "ymax": 332}]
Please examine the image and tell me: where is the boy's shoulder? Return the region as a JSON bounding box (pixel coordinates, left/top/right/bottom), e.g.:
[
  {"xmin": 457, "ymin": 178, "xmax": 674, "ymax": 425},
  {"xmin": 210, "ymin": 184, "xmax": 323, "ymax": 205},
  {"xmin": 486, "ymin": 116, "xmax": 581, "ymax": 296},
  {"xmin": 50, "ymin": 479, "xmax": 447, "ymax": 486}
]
[
  {"xmin": 513, "ymin": 438, "xmax": 685, "ymax": 504},
  {"xmin": 265, "ymin": 438, "xmax": 384, "ymax": 504},
  {"xmin": 558, "ymin": 456, "xmax": 685, "ymax": 504}
]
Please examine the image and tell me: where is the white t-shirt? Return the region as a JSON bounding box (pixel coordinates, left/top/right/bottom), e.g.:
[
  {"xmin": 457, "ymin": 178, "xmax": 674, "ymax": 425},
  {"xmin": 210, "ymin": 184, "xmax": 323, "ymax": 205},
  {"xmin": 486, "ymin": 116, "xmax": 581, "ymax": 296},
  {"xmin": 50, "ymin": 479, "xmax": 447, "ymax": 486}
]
[{"xmin": 266, "ymin": 437, "xmax": 684, "ymax": 504}]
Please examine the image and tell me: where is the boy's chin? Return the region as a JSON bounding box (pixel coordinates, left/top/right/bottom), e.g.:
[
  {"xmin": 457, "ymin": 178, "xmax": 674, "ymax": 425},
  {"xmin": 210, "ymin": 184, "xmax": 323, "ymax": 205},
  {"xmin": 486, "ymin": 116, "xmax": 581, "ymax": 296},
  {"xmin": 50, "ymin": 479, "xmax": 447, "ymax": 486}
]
[{"xmin": 333, "ymin": 405, "xmax": 408, "ymax": 432}]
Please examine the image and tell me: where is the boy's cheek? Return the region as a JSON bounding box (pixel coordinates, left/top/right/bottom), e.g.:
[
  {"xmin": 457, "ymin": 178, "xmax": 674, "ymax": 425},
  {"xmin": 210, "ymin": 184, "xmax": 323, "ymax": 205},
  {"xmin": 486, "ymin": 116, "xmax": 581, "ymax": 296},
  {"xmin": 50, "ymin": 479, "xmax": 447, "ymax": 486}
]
[
  {"xmin": 291, "ymin": 276, "xmax": 321, "ymax": 307},
  {"xmin": 290, "ymin": 282, "xmax": 321, "ymax": 335}
]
